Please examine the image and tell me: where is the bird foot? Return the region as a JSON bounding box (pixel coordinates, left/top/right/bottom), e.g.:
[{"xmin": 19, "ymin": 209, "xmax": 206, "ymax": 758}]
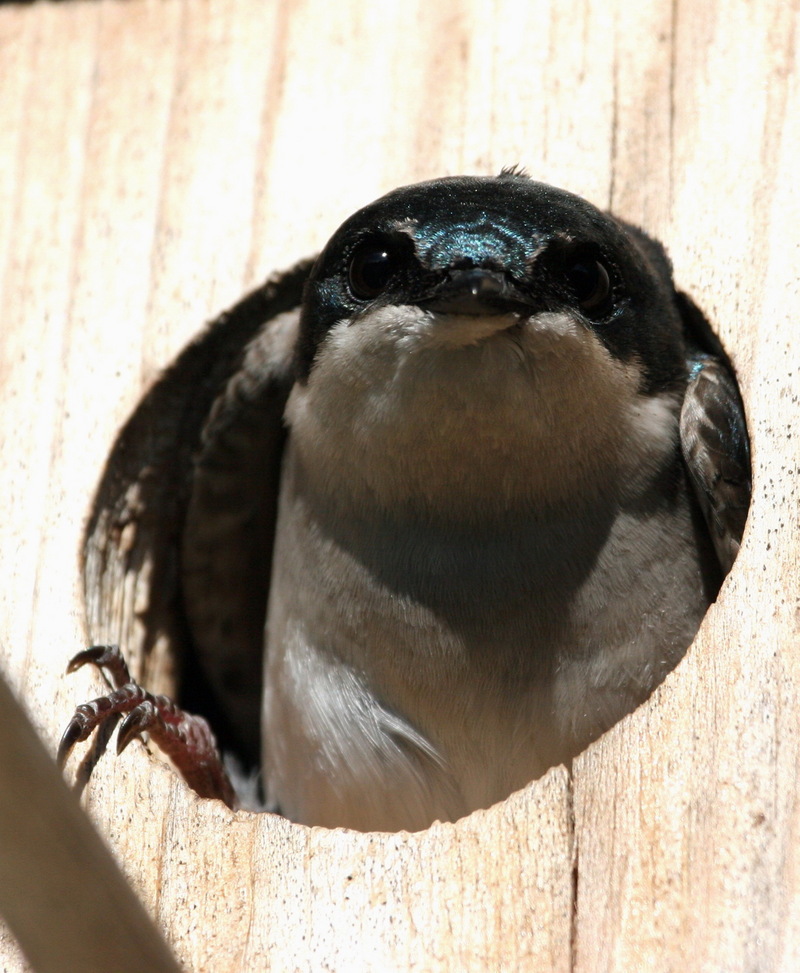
[{"xmin": 59, "ymin": 645, "xmax": 236, "ymax": 808}]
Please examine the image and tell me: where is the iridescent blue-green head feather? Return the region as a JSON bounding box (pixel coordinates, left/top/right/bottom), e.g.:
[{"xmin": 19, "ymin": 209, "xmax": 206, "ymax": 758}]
[{"xmin": 297, "ymin": 171, "xmax": 687, "ymax": 394}]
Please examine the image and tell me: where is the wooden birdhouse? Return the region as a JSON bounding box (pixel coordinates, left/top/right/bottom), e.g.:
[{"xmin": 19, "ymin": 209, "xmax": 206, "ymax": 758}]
[{"xmin": 0, "ymin": 1, "xmax": 797, "ymax": 970}]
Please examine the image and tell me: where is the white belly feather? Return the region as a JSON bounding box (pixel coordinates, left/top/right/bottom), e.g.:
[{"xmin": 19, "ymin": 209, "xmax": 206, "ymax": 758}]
[{"xmin": 261, "ymin": 307, "xmax": 709, "ymax": 831}]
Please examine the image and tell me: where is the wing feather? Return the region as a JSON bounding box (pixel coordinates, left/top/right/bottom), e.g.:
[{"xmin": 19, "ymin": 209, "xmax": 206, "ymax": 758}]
[
  {"xmin": 679, "ymin": 354, "xmax": 751, "ymax": 575},
  {"xmin": 180, "ymin": 263, "xmax": 312, "ymax": 761}
]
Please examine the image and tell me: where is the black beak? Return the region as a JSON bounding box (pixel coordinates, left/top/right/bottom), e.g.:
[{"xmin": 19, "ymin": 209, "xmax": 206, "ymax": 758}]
[{"xmin": 419, "ymin": 268, "xmax": 531, "ymax": 316}]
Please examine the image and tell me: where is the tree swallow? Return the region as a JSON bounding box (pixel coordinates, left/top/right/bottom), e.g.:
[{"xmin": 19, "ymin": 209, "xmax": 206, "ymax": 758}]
[{"xmin": 61, "ymin": 171, "xmax": 751, "ymax": 832}]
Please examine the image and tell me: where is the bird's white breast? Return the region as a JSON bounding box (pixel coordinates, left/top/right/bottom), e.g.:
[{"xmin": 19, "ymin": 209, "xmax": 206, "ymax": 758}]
[{"xmin": 261, "ymin": 305, "xmax": 706, "ymax": 831}]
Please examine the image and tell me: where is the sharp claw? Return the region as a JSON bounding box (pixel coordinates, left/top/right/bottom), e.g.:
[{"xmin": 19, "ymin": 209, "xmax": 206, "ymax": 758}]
[
  {"xmin": 57, "ymin": 718, "xmax": 86, "ymax": 768},
  {"xmin": 64, "ymin": 645, "xmax": 131, "ymax": 688},
  {"xmin": 117, "ymin": 704, "xmax": 152, "ymax": 754},
  {"xmin": 60, "ymin": 650, "xmax": 236, "ymax": 806},
  {"xmin": 65, "ymin": 646, "xmax": 106, "ymax": 674}
]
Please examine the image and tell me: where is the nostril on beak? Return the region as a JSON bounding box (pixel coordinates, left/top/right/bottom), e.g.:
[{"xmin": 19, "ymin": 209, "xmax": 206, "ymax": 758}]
[
  {"xmin": 459, "ymin": 269, "xmax": 506, "ymax": 299},
  {"xmin": 421, "ymin": 268, "xmax": 527, "ymax": 315}
]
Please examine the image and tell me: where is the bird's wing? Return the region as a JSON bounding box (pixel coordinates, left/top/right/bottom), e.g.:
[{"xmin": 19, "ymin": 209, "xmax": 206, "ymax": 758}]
[
  {"xmin": 679, "ymin": 352, "xmax": 751, "ymax": 576},
  {"xmin": 179, "ymin": 261, "xmax": 313, "ymax": 763}
]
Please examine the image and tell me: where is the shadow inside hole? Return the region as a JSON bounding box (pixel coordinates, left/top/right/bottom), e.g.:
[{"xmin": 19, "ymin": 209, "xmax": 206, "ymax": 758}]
[
  {"xmin": 81, "ymin": 237, "xmax": 751, "ymax": 828},
  {"xmin": 82, "ymin": 260, "xmax": 314, "ymax": 775}
]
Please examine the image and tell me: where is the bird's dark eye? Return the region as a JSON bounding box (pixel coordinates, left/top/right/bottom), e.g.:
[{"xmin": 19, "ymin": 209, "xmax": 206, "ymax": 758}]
[
  {"xmin": 348, "ymin": 236, "xmax": 405, "ymax": 300},
  {"xmin": 564, "ymin": 253, "xmax": 612, "ymax": 314}
]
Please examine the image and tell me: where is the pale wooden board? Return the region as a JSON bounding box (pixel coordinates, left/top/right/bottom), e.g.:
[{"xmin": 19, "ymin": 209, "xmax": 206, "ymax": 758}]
[
  {"xmin": 0, "ymin": 0, "xmax": 797, "ymax": 970},
  {"xmin": 0, "ymin": 672, "xmax": 182, "ymax": 973}
]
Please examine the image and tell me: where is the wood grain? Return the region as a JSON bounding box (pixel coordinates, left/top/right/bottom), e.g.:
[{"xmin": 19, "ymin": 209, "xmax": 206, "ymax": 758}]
[
  {"xmin": 0, "ymin": 0, "xmax": 797, "ymax": 969},
  {"xmin": 0, "ymin": 672, "xmax": 182, "ymax": 973}
]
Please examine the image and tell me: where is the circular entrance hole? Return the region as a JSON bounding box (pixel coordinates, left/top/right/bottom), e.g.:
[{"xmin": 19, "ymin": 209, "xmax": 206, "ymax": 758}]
[{"xmin": 81, "ymin": 252, "xmax": 750, "ymax": 832}]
